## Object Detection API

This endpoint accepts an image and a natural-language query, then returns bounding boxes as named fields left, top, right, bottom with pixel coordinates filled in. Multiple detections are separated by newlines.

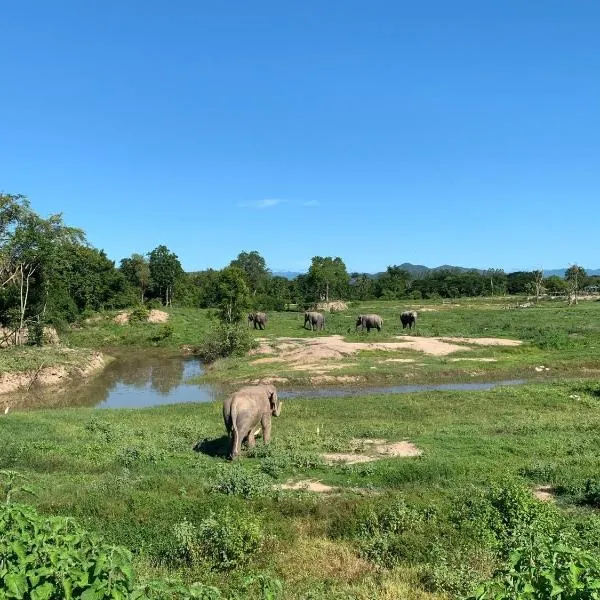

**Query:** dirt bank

left=0, top=351, right=107, bottom=397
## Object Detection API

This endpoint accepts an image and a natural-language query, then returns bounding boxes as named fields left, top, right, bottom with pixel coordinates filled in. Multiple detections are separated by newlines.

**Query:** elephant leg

left=247, top=430, right=256, bottom=448
left=261, top=415, right=272, bottom=444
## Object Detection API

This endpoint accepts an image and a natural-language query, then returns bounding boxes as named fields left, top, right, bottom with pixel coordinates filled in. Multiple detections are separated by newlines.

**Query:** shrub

left=0, top=501, right=135, bottom=598
left=468, top=539, right=600, bottom=600
left=129, top=304, right=150, bottom=324
left=150, top=323, right=174, bottom=342
left=345, top=498, right=424, bottom=569
left=145, top=298, right=163, bottom=310
left=172, top=508, right=263, bottom=570
left=210, top=465, right=272, bottom=499
left=196, top=323, right=256, bottom=363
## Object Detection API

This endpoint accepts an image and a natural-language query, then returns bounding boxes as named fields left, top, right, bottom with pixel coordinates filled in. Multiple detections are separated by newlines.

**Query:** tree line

left=1, top=193, right=597, bottom=340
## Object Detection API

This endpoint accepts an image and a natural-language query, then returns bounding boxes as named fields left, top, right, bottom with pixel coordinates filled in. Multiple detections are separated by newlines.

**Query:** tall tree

left=216, top=267, right=250, bottom=324
left=229, top=250, right=270, bottom=295
left=120, top=253, right=151, bottom=302
left=307, top=256, right=349, bottom=302
left=565, top=265, right=586, bottom=305
left=148, top=245, right=183, bottom=306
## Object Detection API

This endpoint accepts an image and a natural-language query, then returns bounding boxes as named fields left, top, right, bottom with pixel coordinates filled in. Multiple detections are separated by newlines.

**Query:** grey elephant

left=355, top=314, right=383, bottom=332
left=400, top=310, right=418, bottom=330
left=222, top=384, right=282, bottom=460
left=248, top=312, right=268, bottom=330
left=304, top=311, right=325, bottom=331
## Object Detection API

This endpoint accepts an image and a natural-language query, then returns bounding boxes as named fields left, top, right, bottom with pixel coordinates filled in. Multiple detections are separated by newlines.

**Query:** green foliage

left=0, top=501, right=135, bottom=599
left=468, top=540, right=600, bottom=600
left=129, top=305, right=150, bottom=324
left=196, top=322, right=255, bottom=363
left=148, top=245, right=184, bottom=305
left=307, top=256, right=349, bottom=302
left=120, top=253, right=151, bottom=302
left=172, top=509, right=263, bottom=570
left=150, top=323, right=175, bottom=342
left=229, top=250, right=270, bottom=296
left=26, top=319, right=45, bottom=347
left=210, top=465, right=272, bottom=499
left=215, top=267, right=251, bottom=325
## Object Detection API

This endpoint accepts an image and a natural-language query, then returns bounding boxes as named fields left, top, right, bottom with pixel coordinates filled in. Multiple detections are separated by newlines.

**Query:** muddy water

left=5, top=354, right=217, bottom=410
left=3, top=352, right=528, bottom=411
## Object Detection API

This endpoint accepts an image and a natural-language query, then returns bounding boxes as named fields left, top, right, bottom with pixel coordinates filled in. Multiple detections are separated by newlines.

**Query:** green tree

left=229, top=250, right=270, bottom=295
left=120, top=253, right=151, bottom=302
left=376, top=266, right=411, bottom=299
left=148, top=245, right=184, bottom=306
left=216, top=267, right=251, bottom=325
left=307, top=256, right=349, bottom=302
left=565, top=264, right=586, bottom=305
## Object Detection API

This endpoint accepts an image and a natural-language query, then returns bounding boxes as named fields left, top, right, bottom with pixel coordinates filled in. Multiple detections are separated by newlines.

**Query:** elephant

left=400, top=310, right=418, bottom=330
left=223, top=384, right=282, bottom=460
left=248, top=312, right=268, bottom=330
left=304, top=311, right=325, bottom=331
left=355, top=314, right=383, bottom=332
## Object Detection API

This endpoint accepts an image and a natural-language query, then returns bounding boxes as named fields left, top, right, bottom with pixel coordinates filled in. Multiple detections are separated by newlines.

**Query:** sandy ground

left=114, top=309, right=169, bottom=325
left=251, top=334, right=521, bottom=367
left=280, top=480, right=337, bottom=493
left=322, top=439, right=422, bottom=464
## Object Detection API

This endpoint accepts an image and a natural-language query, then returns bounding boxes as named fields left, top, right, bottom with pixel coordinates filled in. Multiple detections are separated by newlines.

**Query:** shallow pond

left=3, top=353, right=528, bottom=411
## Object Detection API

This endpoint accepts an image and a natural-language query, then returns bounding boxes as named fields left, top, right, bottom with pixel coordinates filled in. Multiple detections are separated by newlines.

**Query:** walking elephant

left=222, top=384, right=282, bottom=460
left=304, top=311, right=325, bottom=331
left=400, top=310, right=418, bottom=330
left=248, top=312, right=268, bottom=330
left=355, top=314, right=383, bottom=332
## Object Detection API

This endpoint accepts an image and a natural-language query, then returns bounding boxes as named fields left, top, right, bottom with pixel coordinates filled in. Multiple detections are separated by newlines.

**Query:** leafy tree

left=148, top=245, right=184, bottom=306
left=229, top=251, right=270, bottom=296
left=120, top=253, right=151, bottom=302
left=565, top=265, right=586, bottom=305
left=307, top=256, right=349, bottom=302
left=506, top=271, right=536, bottom=295
left=376, top=266, right=410, bottom=299
left=216, top=267, right=251, bottom=325
left=544, top=275, right=569, bottom=294
left=192, top=269, right=222, bottom=308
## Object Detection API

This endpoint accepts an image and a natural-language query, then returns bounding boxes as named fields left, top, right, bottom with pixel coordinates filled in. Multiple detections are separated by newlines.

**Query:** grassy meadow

left=2, top=296, right=600, bottom=597
left=2, top=380, right=600, bottom=597
left=57, top=297, right=600, bottom=386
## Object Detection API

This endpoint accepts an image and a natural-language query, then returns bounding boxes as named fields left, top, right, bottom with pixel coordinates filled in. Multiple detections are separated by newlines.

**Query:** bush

left=196, top=323, right=256, bottom=363
left=129, top=304, right=150, bottom=324
left=210, top=465, right=272, bottom=499
left=342, top=498, right=424, bottom=569
left=150, top=323, right=174, bottom=342
left=468, top=539, right=600, bottom=600
left=145, top=298, right=163, bottom=310
left=26, top=320, right=45, bottom=347
left=172, top=508, right=263, bottom=570
left=0, top=501, right=135, bottom=598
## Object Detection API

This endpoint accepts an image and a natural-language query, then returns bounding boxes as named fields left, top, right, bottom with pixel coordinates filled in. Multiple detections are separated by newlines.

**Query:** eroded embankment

left=0, top=350, right=107, bottom=402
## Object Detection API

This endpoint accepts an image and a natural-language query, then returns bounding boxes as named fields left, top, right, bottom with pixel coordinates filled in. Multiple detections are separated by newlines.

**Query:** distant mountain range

left=272, top=264, right=600, bottom=279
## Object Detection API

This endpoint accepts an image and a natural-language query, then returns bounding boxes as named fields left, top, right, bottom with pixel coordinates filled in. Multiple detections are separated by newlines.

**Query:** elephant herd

left=248, top=309, right=418, bottom=333
left=226, top=309, right=419, bottom=459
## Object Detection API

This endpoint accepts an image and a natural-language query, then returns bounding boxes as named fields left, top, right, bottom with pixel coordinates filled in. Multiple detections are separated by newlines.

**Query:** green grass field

left=2, top=379, right=600, bottom=598
left=59, top=298, right=600, bottom=386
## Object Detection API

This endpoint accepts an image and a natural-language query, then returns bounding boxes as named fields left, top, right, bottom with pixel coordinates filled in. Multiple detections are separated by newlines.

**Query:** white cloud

left=301, top=200, right=320, bottom=207
left=237, top=198, right=287, bottom=209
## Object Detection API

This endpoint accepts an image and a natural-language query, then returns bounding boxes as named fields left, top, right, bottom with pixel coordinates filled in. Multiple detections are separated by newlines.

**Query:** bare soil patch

left=315, top=301, right=348, bottom=312
left=322, top=439, right=422, bottom=464
left=449, top=358, right=498, bottom=363
left=280, top=479, right=336, bottom=493
left=533, top=485, right=556, bottom=502
left=441, top=336, right=521, bottom=347
left=114, top=309, right=170, bottom=325
left=380, top=358, right=416, bottom=364
left=250, top=335, right=521, bottom=368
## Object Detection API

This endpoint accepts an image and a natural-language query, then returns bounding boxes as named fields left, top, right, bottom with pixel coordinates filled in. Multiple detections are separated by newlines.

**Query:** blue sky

left=1, top=1, right=599, bottom=274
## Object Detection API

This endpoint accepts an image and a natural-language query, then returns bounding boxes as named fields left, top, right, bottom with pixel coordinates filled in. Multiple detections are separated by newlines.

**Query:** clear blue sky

left=2, top=1, right=599, bottom=274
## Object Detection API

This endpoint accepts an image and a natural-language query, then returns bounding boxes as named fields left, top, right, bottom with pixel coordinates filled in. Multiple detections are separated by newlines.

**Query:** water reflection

left=7, top=355, right=216, bottom=410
